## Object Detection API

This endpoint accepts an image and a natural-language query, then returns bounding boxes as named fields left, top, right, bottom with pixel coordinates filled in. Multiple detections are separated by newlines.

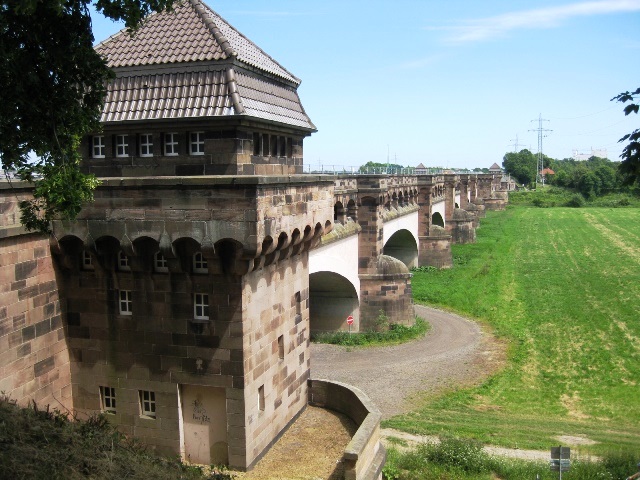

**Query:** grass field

left=384, top=206, right=640, bottom=455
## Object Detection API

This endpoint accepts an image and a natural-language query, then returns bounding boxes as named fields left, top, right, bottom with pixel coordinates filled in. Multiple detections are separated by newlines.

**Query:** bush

left=565, top=193, right=586, bottom=208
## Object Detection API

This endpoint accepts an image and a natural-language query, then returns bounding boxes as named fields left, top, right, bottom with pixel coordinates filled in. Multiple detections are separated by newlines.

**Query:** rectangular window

left=92, top=136, right=105, bottom=158
left=139, top=133, right=153, bottom=157
left=190, top=131, right=204, bottom=155
left=279, top=136, right=286, bottom=157
left=115, top=135, right=129, bottom=157
left=164, top=132, right=178, bottom=156
left=119, top=290, right=132, bottom=315
left=270, top=135, right=278, bottom=157
left=192, top=252, right=207, bottom=273
left=118, top=251, right=130, bottom=271
left=194, top=293, right=209, bottom=320
left=82, top=251, right=93, bottom=270
left=253, top=132, right=261, bottom=155
left=258, top=385, right=265, bottom=411
left=154, top=251, right=168, bottom=273
left=100, top=386, right=116, bottom=413
left=139, top=390, right=156, bottom=418
left=278, top=335, right=284, bottom=360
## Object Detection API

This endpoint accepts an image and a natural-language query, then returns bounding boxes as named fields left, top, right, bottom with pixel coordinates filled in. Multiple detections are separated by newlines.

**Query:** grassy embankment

left=385, top=206, right=640, bottom=456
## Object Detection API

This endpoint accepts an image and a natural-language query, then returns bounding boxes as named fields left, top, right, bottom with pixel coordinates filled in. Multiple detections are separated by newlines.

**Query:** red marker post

left=346, top=315, right=354, bottom=334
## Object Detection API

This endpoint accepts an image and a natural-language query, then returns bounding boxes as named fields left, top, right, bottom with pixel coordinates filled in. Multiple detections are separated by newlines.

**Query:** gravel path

left=311, top=305, right=506, bottom=419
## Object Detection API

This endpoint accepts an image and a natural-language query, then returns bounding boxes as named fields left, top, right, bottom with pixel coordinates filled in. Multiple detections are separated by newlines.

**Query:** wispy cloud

left=430, top=0, right=640, bottom=44
left=399, top=54, right=445, bottom=70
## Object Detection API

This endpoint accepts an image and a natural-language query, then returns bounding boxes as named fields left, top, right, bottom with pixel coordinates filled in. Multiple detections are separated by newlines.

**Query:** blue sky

left=91, top=0, right=640, bottom=170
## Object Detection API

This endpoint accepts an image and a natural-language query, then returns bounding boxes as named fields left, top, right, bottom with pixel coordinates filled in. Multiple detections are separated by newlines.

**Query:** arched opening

left=347, top=199, right=357, bottom=222
left=383, top=229, right=418, bottom=268
left=334, top=201, right=345, bottom=224
left=309, top=272, right=359, bottom=334
left=432, top=212, right=445, bottom=228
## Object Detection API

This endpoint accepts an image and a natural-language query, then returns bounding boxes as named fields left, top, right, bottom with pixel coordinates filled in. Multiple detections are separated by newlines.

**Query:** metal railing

left=302, top=164, right=454, bottom=175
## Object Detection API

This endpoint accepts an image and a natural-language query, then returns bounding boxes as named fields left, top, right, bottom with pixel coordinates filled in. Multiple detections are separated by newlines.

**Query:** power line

left=529, top=114, right=552, bottom=187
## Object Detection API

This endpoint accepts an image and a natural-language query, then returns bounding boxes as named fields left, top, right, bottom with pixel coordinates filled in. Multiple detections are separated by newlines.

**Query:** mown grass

left=384, top=206, right=640, bottom=456
left=311, top=318, right=429, bottom=347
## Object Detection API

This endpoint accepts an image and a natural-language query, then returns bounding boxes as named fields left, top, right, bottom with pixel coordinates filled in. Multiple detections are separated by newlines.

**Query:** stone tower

left=51, top=0, right=333, bottom=469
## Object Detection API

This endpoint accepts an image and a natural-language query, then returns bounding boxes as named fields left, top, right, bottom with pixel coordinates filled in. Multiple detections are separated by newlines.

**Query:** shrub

left=565, top=193, right=586, bottom=207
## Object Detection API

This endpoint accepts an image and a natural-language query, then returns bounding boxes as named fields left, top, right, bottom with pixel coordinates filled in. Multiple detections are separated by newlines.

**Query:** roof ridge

left=189, top=0, right=237, bottom=58
left=225, top=68, right=245, bottom=114
left=192, top=0, right=300, bottom=85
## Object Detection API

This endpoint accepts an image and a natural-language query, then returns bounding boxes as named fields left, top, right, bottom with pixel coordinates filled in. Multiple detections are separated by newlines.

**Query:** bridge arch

left=383, top=229, right=418, bottom=268
left=309, top=272, right=359, bottom=333
left=432, top=212, right=444, bottom=227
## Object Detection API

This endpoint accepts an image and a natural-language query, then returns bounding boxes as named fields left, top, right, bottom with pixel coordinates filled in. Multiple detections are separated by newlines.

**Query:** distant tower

left=529, top=114, right=552, bottom=187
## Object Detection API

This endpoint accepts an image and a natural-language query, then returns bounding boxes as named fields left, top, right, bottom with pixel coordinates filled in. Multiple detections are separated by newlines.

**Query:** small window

left=164, top=132, right=178, bottom=156
left=253, top=132, right=261, bottom=155
left=194, top=293, right=209, bottom=320
left=278, top=335, right=284, bottom=360
left=115, top=134, right=129, bottom=157
left=258, top=385, right=265, bottom=411
left=118, top=290, right=132, bottom=315
left=100, top=386, right=116, bottom=413
left=192, top=252, right=207, bottom=273
left=118, top=251, right=130, bottom=271
left=154, top=251, right=168, bottom=273
left=139, top=390, right=156, bottom=418
left=139, top=133, right=153, bottom=157
left=190, top=131, right=204, bottom=155
left=82, top=251, right=94, bottom=270
left=92, top=136, right=105, bottom=158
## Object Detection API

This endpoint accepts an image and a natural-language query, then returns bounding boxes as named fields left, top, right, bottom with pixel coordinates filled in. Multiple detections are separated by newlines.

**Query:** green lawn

left=384, top=206, right=640, bottom=455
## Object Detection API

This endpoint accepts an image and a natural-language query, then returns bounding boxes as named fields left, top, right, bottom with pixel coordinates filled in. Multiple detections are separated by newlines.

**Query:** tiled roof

left=235, top=71, right=315, bottom=129
left=100, top=68, right=315, bottom=130
left=101, top=70, right=233, bottom=122
left=95, top=0, right=298, bottom=84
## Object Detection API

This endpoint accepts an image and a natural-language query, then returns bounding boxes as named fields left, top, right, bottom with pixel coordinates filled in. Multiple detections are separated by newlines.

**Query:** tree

left=502, top=149, right=536, bottom=186
left=0, top=0, right=173, bottom=232
left=611, top=87, right=640, bottom=186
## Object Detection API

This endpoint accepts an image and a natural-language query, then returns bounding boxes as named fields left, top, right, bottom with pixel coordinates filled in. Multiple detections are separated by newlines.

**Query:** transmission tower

left=508, top=134, right=526, bottom=152
left=529, top=114, right=552, bottom=188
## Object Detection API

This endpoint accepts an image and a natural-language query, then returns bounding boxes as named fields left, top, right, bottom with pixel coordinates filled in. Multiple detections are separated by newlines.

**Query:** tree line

left=502, top=150, right=639, bottom=198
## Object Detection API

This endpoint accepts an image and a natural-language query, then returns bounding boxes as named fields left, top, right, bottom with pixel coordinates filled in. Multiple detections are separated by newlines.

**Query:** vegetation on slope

left=0, top=396, right=226, bottom=480
left=385, top=206, right=640, bottom=455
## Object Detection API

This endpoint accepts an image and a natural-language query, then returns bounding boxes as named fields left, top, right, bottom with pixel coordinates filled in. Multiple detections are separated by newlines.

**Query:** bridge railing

left=302, top=165, right=448, bottom=175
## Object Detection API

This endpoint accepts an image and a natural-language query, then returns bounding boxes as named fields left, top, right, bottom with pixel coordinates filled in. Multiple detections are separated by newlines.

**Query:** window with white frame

left=100, top=386, right=116, bottom=413
left=139, top=390, right=156, bottom=418
left=118, top=290, right=132, bottom=315
left=164, top=132, right=178, bottom=155
left=92, top=136, right=105, bottom=158
left=194, top=293, right=209, bottom=320
left=192, top=252, right=207, bottom=273
left=139, top=133, right=153, bottom=157
left=115, top=135, right=129, bottom=157
left=82, top=251, right=94, bottom=270
left=190, top=131, right=204, bottom=155
left=118, top=251, right=130, bottom=271
left=154, top=251, right=168, bottom=273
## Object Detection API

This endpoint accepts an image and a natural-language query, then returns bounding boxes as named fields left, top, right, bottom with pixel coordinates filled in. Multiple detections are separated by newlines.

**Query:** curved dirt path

left=311, top=305, right=506, bottom=419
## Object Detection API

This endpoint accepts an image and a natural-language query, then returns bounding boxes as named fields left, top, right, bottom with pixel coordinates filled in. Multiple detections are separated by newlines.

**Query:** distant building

left=489, top=162, right=502, bottom=173
left=572, top=148, right=608, bottom=161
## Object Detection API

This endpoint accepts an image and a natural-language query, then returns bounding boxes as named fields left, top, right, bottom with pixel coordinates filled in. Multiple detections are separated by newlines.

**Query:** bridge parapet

left=52, top=175, right=334, bottom=276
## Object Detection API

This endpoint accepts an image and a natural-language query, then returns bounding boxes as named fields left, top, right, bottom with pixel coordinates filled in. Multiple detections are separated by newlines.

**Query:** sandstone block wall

left=0, top=185, right=72, bottom=411
left=242, top=255, right=311, bottom=469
